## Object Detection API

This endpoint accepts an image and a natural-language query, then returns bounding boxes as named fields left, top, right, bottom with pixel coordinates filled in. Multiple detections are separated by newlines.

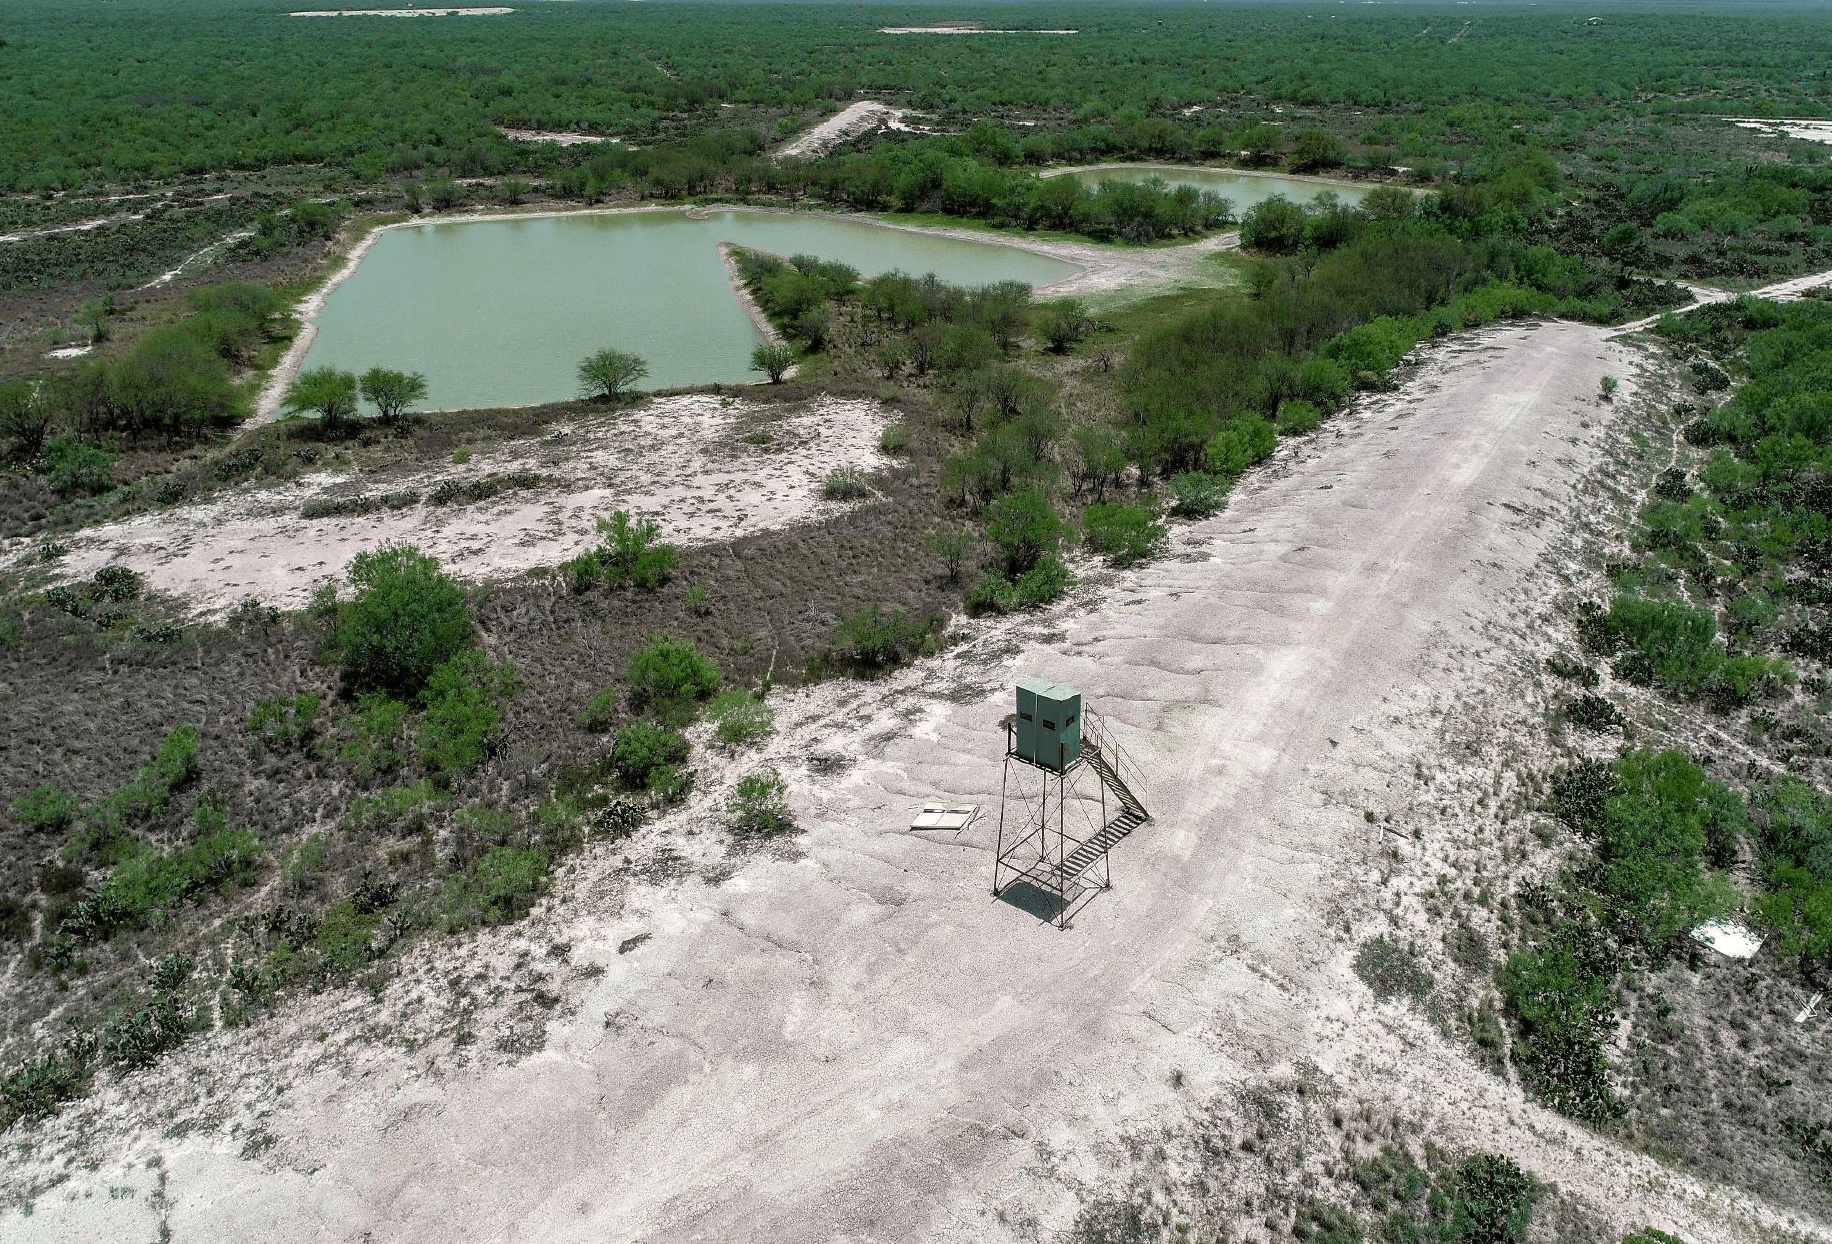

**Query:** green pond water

left=1066, top=167, right=1370, bottom=213
left=301, top=209, right=1076, bottom=410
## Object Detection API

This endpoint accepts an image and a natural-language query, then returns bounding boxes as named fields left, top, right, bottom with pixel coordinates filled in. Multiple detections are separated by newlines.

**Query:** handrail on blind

left=1081, top=707, right=1143, bottom=793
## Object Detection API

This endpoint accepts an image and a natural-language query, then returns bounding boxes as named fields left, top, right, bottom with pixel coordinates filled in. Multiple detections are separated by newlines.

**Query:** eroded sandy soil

left=7, top=317, right=1817, bottom=1243
left=775, top=101, right=931, bottom=159
left=9, top=393, right=893, bottom=613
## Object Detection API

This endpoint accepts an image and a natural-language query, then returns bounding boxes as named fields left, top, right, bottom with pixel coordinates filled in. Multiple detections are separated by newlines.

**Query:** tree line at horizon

left=2, top=0, right=1829, bottom=194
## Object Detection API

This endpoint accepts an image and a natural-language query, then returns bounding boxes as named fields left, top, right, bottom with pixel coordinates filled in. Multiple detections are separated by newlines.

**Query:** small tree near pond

left=284, top=367, right=360, bottom=434
left=577, top=348, right=649, bottom=401
left=359, top=367, right=428, bottom=427
left=750, top=341, right=797, bottom=384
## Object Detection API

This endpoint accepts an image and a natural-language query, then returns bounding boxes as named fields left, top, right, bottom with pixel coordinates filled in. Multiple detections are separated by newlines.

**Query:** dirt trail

left=8, top=319, right=1812, bottom=1242
left=776, top=101, right=925, bottom=159
left=1610, top=266, right=1832, bottom=335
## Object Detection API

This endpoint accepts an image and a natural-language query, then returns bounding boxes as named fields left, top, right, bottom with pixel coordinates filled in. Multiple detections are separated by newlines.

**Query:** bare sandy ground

left=6, top=320, right=1815, bottom=1242
left=496, top=128, right=617, bottom=147
left=1731, top=117, right=1832, bottom=146
left=14, top=393, right=892, bottom=614
left=0, top=213, right=144, bottom=245
left=775, top=101, right=930, bottom=160
left=137, top=229, right=255, bottom=291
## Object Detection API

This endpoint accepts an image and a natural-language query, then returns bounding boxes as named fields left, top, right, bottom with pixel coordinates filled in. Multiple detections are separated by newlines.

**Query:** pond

left=300, top=209, right=1077, bottom=410
left=1063, top=166, right=1371, bottom=214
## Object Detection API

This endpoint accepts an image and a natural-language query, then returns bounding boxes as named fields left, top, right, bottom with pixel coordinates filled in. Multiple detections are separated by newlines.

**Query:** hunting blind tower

left=993, top=678, right=1152, bottom=928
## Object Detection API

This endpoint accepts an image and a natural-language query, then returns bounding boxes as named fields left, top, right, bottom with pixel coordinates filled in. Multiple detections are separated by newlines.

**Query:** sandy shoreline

left=716, top=241, right=799, bottom=382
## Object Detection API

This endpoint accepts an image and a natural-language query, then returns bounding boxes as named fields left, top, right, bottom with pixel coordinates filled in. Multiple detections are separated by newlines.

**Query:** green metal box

left=1015, top=678, right=1081, bottom=772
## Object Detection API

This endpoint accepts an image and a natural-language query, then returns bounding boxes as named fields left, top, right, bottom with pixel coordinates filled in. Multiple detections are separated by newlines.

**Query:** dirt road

left=11, top=317, right=1815, bottom=1241
left=776, top=101, right=918, bottom=160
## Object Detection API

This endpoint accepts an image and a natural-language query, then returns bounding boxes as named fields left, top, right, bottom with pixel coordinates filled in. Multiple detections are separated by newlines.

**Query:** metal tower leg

left=992, top=755, right=1012, bottom=896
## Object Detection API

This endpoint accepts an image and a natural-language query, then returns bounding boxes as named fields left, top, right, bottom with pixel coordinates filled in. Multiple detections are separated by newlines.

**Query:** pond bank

left=258, top=204, right=1113, bottom=419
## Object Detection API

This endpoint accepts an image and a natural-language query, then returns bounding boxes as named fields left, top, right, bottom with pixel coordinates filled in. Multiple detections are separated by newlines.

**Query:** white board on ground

left=910, top=804, right=979, bottom=832
left=1690, top=917, right=1764, bottom=959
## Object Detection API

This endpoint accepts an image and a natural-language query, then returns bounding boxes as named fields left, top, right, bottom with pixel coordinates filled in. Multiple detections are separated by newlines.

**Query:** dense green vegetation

left=2, top=1, right=1828, bottom=194
left=1490, top=297, right=1832, bottom=1145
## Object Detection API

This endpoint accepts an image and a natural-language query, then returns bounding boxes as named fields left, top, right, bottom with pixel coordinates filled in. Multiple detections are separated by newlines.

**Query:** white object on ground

left=1690, top=917, right=1763, bottom=960
left=910, top=803, right=979, bottom=832
left=1730, top=117, right=1832, bottom=147
left=1797, top=992, right=1823, bottom=1024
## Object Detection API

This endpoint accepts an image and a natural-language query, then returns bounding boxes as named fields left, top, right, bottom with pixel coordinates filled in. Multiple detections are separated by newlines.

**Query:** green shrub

left=709, top=689, right=775, bottom=748
left=416, top=651, right=522, bottom=780
left=627, top=635, right=720, bottom=714
left=70, top=725, right=200, bottom=863
left=986, top=487, right=1066, bottom=576
left=440, top=845, right=551, bottom=930
left=1241, top=194, right=1308, bottom=253
left=1574, top=750, right=1738, bottom=948
left=1499, top=934, right=1624, bottom=1123
left=611, top=720, right=690, bottom=788
left=1167, top=471, right=1231, bottom=517
left=1036, top=298, right=1093, bottom=352
left=751, top=340, right=798, bottom=383
left=577, top=687, right=620, bottom=732
left=562, top=550, right=603, bottom=593
left=1082, top=503, right=1167, bottom=567
left=345, top=779, right=442, bottom=831
left=39, top=432, right=115, bottom=497
left=14, top=783, right=77, bottom=832
left=1752, top=778, right=1832, bottom=966
left=248, top=693, right=322, bottom=749
left=878, top=423, right=909, bottom=453
left=1600, top=594, right=1790, bottom=708
left=1206, top=413, right=1278, bottom=477
left=311, top=899, right=384, bottom=973
left=926, top=526, right=974, bottom=583
left=822, top=465, right=872, bottom=500
left=1276, top=398, right=1323, bottom=435
left=967, top=553, right=1075, bottom=615
left=337, top=544, right=473, bottom=696
left=728, top=769, right=793, bottom=836
left=64, top=820, right=263, bottom=944
left=832, top=606, right=935, bottom=670
left=589, top=510, right=678, bottom=589
left=282, top=834, right=329, bottom=892
left=338, top=693, right=409, bottom=779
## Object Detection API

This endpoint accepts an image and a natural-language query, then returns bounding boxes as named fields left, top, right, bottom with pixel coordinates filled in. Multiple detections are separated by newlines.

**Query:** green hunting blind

left=1014, top=677, right=1080, bottom=773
